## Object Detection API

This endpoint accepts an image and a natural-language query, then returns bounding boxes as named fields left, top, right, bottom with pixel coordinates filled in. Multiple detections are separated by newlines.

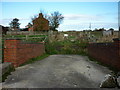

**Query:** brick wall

left=88, top=38, right=120, bottom=70
left=4, top=39, right=45, bottom=67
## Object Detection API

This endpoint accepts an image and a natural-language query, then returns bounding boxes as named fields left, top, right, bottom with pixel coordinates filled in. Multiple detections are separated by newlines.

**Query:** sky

left=1, top=2, right=119, bottom=31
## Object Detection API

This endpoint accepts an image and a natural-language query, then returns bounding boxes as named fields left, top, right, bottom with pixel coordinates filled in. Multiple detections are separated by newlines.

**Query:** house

left=32, top=13, right=49, bottom=31
left=28, top=26, right=33, bottom=31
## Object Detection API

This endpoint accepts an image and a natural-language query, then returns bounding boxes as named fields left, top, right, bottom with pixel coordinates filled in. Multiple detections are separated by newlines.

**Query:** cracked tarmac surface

left=2, top=55, right=112, bottom=88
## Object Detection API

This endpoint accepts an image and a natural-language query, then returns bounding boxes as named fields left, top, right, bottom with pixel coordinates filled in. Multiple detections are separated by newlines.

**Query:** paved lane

left=2, top=55, right=111, bottom=88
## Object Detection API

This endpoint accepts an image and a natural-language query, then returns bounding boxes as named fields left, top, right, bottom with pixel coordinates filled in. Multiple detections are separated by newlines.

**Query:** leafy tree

left=31, top=11, right=64, bottom=31
left=48, top=11, right=64, bottom=31
left=94, top=28, right=98, bottom=31
left=109, top=28, right=114, bottom=31
left=9, top=18, right=20, bottom=30
left=98, top=28, right=106, bottom=31
left=27, top=22, right=33, bottom=28
left=31, top=10, right=48, bottom=22
left=31, top=15, right=38, bottom=21
left=39, top=9, right=49, bottom=19
left=109, top=28, right=114, bottom=35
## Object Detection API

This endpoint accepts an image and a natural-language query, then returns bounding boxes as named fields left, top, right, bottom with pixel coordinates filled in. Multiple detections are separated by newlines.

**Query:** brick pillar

left=113, top=38, right=120, bottom=56
left=4, top=39, right=21, bottom=67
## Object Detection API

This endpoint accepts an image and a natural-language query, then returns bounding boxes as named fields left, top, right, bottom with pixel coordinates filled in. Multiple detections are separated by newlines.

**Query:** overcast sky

left=1, top=1, right=119, bottom=31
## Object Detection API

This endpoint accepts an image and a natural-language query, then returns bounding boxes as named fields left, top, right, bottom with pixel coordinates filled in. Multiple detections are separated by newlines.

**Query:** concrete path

left=2, top=55, right=112, bottom=88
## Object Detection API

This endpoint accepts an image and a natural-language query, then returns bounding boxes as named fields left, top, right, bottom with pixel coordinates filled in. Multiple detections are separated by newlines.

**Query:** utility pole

left=89, top=23, right=91, bottom=30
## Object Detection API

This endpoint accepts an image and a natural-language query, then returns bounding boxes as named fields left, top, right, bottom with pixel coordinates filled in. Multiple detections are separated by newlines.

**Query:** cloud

left=61, top=14, right=104, bottom=26
left=59, top=22, right=118, bottom=31
left=64, top=14, right=104, bottom=21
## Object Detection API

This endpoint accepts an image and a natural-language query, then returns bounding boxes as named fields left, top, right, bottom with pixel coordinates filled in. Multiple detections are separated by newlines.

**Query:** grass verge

left=20, top=54, right=49, bottom=66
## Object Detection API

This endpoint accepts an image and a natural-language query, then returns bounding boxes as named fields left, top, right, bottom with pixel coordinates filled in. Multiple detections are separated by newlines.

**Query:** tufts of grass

left=20, top=54, right=49, bottom=66
left=29, top=35, right=48, bottom=37
left=5, top=35, right=47, bottom=38
left=45, top=40, right=88, bottom=55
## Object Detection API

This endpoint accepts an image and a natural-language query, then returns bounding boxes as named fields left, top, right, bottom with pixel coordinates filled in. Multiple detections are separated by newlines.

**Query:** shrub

left=45, top=40, right=88, bottom=55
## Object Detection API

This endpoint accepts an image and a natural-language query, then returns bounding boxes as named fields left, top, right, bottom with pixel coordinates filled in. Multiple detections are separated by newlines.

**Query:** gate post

left=4, top=39, right=21, bottom=67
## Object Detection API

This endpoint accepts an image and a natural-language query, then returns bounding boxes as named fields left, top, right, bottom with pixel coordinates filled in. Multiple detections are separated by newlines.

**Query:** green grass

left=20, top=54, right=49, bottom=66
left=68, top=36, right=76, bottom=39
left=91, top=31, right=103, bottom=38
left=4, top=34, right=48, bottom=43
left=29, top=35, right=48, bottom=37
left=5, top=35, right=26, bottom=38
left=45, top=40, right=88, bottom=55
left=2, top=38, right=4, bottom=63
left=5, top=35, right=47, bottom=38
left=22, top=37, right=45, bottom=43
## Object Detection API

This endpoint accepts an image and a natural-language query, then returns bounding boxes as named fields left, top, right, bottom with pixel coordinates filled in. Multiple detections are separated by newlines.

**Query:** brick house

left=28, top=26, right=33, bottom=31
left=32, top=13, right=49, bottom=31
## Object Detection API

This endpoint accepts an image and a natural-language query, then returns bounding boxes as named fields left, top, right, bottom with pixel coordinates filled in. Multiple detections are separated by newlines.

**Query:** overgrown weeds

left=45, top=40, right=88, bottom=55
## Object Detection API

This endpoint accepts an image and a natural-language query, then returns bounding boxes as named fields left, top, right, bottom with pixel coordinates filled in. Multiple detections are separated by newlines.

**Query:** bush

left=45, top=40, right=88, bottom=55
left=45, top=42, right=59, bottom=54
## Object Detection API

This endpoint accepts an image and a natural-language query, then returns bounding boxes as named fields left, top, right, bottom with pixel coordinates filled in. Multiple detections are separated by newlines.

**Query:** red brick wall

left=88, top=39, right=120, bottom=70
left=4, top=39, right=45, bottom=67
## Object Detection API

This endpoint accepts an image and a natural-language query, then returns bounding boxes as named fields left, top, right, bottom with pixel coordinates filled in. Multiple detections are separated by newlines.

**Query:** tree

left=48, top=11, right=64, bottom=31
left=94, top=28, right=98, bottom=31
left=9, top=18, right=20, bottom=31
left=31, top=15, right=38, bottom=21
left=109, top=28, right=114, bottom=31
left=98, top=28, right=106, bottom=31
left=27, top=22, right=33, bottom=28
left=31, top=10, right=48, bottom=23
left=109, top=28, right=114, bottom=35
left=31, top=11, right=64, bottom=31
left=39, top=9, right=49, bottom=19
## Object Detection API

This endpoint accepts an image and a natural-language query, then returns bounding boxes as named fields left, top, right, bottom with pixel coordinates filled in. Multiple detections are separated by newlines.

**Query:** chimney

left=39, top=13, right=43, bottom=18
